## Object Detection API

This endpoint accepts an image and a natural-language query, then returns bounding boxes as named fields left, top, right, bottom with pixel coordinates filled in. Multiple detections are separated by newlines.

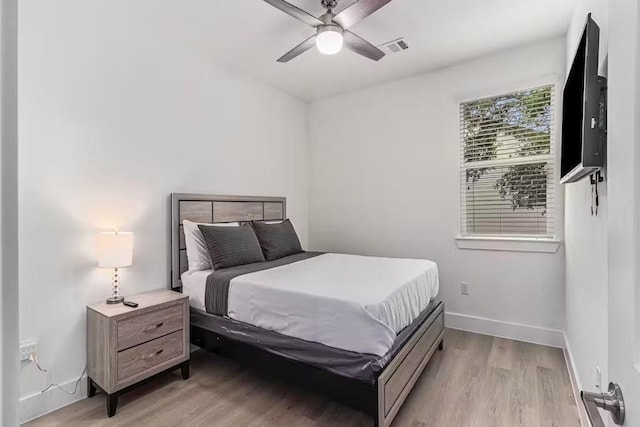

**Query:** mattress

left=183, top=253, right=439, bottom=357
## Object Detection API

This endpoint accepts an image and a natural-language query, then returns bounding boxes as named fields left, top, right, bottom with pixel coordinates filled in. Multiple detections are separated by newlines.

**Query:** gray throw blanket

left=205, top=252, right=324, bottom=316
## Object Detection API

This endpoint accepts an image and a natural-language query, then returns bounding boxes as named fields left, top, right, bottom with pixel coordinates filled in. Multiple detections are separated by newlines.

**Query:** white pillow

left=183, top=220, right=239, bottom=271
left=260, top=220, right=284, bottom=224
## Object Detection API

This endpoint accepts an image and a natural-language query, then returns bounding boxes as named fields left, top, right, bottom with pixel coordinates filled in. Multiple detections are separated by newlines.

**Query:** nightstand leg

left=181, top=360, right=190, bottom=380
left=438, top=339, right=444, bottom=351
left=87, top=378, right=97, bottom=398
left=107, top=394, right=118, bottom=417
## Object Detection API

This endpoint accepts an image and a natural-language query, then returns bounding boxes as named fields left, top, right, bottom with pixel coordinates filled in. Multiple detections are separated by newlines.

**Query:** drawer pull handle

left=143, top=322, right=164, bottom=332
left=142, top=349, right=163, bottom=360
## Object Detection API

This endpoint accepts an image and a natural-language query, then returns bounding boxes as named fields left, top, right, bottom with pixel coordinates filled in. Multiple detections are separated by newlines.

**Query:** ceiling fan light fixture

left=316, top=25, right=343, bottom=55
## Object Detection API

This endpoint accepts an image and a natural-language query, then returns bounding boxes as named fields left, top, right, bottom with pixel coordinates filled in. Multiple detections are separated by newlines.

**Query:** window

left=460, top=85, right=555, bottom=239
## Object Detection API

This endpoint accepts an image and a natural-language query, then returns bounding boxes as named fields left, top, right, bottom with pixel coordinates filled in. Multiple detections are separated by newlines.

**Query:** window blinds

left=460, top=85, right=555, bottom=238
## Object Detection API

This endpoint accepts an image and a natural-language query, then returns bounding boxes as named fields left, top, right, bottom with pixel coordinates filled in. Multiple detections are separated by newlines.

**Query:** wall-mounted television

left=560, top=13, right=607, bottom=184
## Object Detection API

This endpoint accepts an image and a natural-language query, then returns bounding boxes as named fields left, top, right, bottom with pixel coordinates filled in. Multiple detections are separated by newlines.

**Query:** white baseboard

left=19, top=376, right=87, bottom=424
left=563, top=333, right=590, bottom=427
left=445, top=311, right=565, bottom=348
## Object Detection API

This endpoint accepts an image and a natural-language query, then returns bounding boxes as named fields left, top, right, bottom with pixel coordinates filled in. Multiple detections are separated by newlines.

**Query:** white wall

left=308, top=38, right=566, bottom=339
left=607, top=0, right=640, bottom=420
left=2, top=0, right=19, bottom=424
left=563, top=0, right=609, bottom=395
left=564, top=0, right=640, bottom=420
left=18, top=0, right=309, bottom=421
left=606, top=0, right=640, bottom=422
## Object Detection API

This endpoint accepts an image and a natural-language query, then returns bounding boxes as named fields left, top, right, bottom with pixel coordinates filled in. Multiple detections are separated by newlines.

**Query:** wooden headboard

left=170, top=193, right=286, bottom=289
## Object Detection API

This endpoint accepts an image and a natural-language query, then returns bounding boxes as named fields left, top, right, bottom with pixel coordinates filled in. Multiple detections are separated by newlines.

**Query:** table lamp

left=97, top=231, right=133, bottom=304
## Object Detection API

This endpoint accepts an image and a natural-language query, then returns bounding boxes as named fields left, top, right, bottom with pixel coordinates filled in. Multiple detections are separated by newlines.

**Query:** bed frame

left=170, top=193, right=445, bottom=427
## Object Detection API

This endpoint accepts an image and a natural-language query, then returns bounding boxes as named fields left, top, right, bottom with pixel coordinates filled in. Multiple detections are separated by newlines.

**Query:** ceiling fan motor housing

left=319, top=12, right=336, bottom=26
left=317, top=23, right=342, bottom=36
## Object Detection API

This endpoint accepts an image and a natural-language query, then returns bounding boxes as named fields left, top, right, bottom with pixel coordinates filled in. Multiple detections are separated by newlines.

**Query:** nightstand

left=87, top=289, right=189, bottom=417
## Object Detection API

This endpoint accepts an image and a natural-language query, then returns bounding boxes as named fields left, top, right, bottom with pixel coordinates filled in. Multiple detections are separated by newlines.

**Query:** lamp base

left=106, top=295, right=124, bottom=304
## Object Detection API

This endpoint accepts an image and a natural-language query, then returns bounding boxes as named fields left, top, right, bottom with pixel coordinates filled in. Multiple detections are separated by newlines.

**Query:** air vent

left=379, top=38, right=409, bottom=54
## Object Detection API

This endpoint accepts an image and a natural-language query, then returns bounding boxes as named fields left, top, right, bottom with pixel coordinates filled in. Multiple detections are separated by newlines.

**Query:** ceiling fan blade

left=263, top=0, right=324, bottom=27
left=277, top=34, right=317, bottom=62
left=333, top=0, right=393, bottom=29
left=343, top=31, right=385, bottom=61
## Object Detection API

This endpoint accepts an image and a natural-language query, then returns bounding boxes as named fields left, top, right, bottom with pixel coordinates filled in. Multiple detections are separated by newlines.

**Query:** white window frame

left=455, top=76, right=563, bottom=253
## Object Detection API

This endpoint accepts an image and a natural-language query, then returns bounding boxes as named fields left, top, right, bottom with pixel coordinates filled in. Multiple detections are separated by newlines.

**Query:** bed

left=170, top=193, right=445, bottom=427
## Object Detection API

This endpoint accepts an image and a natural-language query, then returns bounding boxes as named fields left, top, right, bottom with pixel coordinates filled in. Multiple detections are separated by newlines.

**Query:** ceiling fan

left=263, top=0, right=393, bottom=62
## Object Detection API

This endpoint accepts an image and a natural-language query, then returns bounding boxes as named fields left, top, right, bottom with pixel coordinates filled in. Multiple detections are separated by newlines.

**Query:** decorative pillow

left=198, top=224, right=265, bottom=270
left=183, top=220, right=238, bottom=271
left=251, top=219, right=303, bottom=261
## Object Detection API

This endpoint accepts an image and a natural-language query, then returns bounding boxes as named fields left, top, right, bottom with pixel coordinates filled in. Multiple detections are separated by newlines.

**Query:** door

left=605, top=0, right=640, bottom=425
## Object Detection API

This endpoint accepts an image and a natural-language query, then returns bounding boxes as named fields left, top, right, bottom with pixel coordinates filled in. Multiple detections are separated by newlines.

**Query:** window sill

left=455, top=236, right=562, bottom=253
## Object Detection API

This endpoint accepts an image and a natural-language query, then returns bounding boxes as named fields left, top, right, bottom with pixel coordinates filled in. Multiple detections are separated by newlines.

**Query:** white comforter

left=228, top=253, right=439, bottom=356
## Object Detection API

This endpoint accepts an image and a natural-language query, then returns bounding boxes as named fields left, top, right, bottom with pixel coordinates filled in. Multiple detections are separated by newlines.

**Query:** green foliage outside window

left=462, top=86, right=553, bottom=213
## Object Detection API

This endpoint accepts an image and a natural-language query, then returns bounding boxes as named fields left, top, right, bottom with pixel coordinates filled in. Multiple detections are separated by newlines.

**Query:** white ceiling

left=179, top=0, right=578, bottom=101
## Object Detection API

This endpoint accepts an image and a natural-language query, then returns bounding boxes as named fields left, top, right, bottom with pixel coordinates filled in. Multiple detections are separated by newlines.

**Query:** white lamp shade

left=97, top=232, right=133, bottom=268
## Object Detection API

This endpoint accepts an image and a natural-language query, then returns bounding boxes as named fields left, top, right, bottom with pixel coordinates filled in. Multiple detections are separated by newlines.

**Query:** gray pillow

left=198, top=224, right=265, bottom=269
left=251, top=219, right=303, bottom=261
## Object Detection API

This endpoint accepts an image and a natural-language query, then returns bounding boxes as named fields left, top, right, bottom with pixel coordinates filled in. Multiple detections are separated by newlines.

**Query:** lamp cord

left=31, top=354, right=87, bottom=395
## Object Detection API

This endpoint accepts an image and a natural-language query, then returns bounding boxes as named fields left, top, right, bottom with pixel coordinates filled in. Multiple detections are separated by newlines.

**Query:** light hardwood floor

left=25, top=329, right=580, bottom=427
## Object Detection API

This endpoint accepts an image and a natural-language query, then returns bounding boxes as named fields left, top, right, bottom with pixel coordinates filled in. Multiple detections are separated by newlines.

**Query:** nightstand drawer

left=117, top=330, right=184, bottom=382
left=117, top=303, right=183, bottom=350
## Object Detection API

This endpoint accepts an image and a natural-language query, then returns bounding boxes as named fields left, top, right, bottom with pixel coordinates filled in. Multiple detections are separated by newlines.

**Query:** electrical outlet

left=20, top=340, right=38, bottom=361
left=461, top=282, right=470, bottom=295
left=596, top=366, right=602, bottom=390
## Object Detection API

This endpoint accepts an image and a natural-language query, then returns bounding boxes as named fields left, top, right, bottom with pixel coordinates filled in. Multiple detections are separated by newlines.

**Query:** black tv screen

left=560, top=14, right=606, bottom=184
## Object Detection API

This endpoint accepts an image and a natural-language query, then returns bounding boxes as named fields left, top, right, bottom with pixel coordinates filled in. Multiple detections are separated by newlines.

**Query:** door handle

left=581, top=382, right=625, bottom=426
